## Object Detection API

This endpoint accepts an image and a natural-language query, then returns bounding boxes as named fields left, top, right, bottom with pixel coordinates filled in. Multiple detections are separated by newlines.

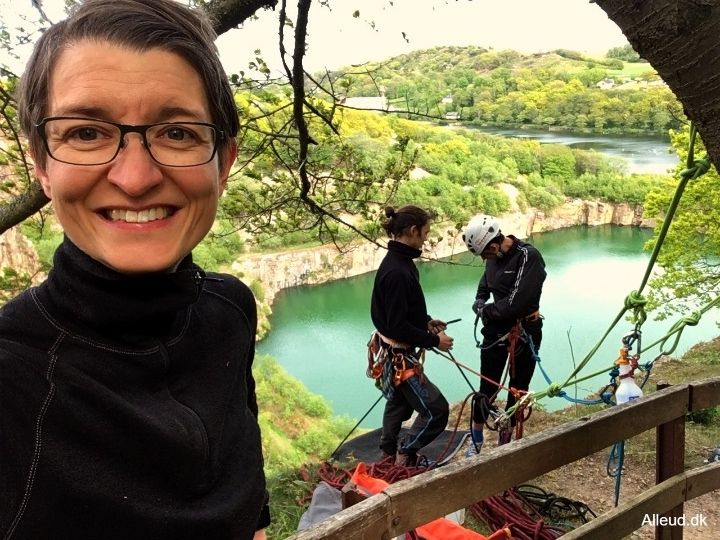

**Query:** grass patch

left=607, top=61, right=656, bottom=78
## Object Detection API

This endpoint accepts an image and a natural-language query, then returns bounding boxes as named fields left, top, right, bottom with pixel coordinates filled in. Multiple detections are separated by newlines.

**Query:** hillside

left=334, top=46, right=680, bottom=135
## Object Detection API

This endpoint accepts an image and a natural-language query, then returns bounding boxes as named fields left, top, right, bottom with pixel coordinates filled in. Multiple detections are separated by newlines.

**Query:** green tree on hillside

left=644, top=126, right=720, bottom=319
left=607, top=43, right=642, bottom=63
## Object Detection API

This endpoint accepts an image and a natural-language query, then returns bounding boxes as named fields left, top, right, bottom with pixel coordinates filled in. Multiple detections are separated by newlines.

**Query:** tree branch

left=202, top=0, right=279, bottom=36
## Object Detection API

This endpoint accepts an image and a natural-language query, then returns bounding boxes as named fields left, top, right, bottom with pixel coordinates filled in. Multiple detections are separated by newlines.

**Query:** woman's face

left=34, top=41, right=236, bottom=273
left=403, top=222, right=430, bottom=250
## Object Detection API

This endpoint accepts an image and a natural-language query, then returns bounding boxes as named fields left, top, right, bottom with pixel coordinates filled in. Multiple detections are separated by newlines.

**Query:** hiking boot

left=465, top=429, right=484, bottom=458
left=395, top=451, right=417, bottom=467
left=464, top=441, right=483, bottom=458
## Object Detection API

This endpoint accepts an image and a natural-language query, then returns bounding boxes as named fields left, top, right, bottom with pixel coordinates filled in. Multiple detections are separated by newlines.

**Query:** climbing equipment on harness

left=367, top=331, right=424, bottom=400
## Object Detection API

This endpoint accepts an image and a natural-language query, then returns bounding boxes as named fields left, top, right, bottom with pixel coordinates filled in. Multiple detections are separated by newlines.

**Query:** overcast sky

left=3, top=0, right=628, bottom=75
left=216, top=0, right=629, bottom=74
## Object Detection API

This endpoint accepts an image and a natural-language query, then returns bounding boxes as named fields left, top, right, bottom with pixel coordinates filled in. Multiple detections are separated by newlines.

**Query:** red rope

left=470, top=488, right=565, bottom=540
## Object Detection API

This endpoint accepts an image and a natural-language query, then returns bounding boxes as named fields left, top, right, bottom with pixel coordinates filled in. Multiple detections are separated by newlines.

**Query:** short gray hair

left=18, top=0, right=239, bottom=167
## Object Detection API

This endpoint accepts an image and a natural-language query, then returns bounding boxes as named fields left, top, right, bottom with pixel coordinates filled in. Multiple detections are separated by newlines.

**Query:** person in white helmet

left=462, top=215, right=546, bottom=454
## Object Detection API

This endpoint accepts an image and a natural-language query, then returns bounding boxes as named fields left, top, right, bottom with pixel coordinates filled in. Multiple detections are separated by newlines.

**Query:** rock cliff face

left=0, top=197, right=653, bottom=323
left=0, top=228, right=42, bottom=277
left=232, top=197, right=654, bottom=309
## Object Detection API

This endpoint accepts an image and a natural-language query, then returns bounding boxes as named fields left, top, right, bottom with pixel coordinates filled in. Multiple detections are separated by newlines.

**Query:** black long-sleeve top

left=371, top=240, right=440, bottom=349
left=0, top=238, right=269, bottom=540
left=476, top=235, right=546, bottom=328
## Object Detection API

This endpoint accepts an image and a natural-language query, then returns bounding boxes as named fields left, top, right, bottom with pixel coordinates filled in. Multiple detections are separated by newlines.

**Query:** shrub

left=687, top=406, right=720, bottom=426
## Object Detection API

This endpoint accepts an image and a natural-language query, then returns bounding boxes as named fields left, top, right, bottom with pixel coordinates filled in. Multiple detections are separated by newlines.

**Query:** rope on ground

left=470, top=488, right=566, bottom=540
left=515, top=484, right=597, bottom=526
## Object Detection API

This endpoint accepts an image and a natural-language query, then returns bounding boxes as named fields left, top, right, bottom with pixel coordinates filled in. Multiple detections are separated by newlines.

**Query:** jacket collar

left=44, top=237, right=204, bottom=338
left=387, top=239, right=422, bottom=259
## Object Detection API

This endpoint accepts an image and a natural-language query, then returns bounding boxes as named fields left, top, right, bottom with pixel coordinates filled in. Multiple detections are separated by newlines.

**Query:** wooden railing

left=288, top=377, right=720, bottom=540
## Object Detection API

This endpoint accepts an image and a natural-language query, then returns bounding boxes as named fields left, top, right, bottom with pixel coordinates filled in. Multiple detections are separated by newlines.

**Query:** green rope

left=527, top=364, right=618, bottom=406
left=640, top=296, right=720, bottom=356
left=557, top=124, right=708, bottom=385
left=636, top=124, right=709, bottom=295
left=522, top=123, right=715, bottom=414
left=624, top=290, right=648, bottom=326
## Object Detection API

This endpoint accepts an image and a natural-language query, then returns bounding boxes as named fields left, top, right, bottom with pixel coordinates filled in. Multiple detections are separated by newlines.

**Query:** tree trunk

left=594, top=0, right=720, bottom=169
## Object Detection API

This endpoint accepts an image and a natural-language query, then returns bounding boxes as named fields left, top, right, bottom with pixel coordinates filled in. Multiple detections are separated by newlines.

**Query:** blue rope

left=525, top=330, right=609, bottom=405
left=607, top=440, right=626, bottom=507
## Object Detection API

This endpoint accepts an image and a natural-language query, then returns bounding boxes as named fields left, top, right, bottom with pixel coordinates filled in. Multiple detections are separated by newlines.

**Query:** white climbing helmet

left=463, top=215, right=501, bottom=256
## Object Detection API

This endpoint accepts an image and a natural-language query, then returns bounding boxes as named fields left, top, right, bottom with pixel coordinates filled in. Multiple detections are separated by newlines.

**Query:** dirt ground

left=450, top=402, right=720, bottom=539
left=533, top=448, right=719, bottom=539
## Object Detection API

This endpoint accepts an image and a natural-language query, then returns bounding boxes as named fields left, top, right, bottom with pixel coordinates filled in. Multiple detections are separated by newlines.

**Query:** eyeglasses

left=36, top=117, right=225, bottom=167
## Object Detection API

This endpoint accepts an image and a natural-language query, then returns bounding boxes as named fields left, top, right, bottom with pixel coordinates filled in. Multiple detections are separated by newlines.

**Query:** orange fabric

left=349, top=463, right=510, bottom=540
left=350, top=463, right=390, bottom=495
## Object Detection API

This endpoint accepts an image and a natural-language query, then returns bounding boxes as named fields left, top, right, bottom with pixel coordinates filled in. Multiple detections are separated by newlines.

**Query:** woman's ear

left=34, top=156, right=53, bottom=199
left=218, top=139, right=237, bottom=194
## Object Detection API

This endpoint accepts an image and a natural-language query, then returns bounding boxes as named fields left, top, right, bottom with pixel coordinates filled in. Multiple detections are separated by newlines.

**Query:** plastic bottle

left=615, top=363, right=643, bottom=404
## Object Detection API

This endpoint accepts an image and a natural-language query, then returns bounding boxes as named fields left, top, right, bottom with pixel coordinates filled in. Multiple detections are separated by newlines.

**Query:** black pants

left=472, top=320, right=542, bottom=427
left=379, top=374, right=449, bottom=457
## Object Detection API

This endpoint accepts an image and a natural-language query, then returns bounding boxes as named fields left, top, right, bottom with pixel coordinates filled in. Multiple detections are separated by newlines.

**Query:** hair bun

left=384, top=206, right=396, bottom=219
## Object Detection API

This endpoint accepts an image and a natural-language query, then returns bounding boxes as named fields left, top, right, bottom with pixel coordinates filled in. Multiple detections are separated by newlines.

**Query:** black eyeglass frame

left=35, top=116, right=226, bottom=167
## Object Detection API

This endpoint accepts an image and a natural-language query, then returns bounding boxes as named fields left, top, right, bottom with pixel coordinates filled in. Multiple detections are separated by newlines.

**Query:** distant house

left=441, top=95, right=454, bottom=105
left=443, top=111, right=461, bottom=121
left=595, top=78, right=615, bottom=90
left=342, top=96, right=389, bottom=112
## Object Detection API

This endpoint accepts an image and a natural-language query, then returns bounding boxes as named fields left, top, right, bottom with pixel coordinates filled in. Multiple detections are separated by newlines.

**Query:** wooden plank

left=555, top=465, right=720, bottom=540
left=287, top=494, right=391, bottom=540
left=655, top=383, right=685, bottom=540
left=685, top=462, right=720, bottom=500
left=381, top=386, right=690, bottom=536
left=288, top=385, right=697, bottom=539
left=689, top=377, right=720, bottom=411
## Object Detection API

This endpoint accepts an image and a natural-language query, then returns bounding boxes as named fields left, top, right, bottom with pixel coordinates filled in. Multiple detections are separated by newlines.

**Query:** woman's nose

left=105, top=134, right=163, bottom=195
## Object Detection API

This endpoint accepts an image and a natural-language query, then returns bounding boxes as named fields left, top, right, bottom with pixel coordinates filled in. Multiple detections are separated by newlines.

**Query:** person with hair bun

left=370, top=205, right=453, bottom=466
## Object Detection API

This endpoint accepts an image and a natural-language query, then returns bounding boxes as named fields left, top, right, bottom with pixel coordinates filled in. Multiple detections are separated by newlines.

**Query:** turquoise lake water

left=257, top=225, right=720, bottom=427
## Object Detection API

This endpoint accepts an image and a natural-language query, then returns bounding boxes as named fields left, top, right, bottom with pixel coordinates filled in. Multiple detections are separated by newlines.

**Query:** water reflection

left=474, top=126, right=678, bottom=174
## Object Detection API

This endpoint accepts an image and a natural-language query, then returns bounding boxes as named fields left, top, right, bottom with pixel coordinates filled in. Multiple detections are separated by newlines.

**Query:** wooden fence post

left=655, top=382, right=686, bottom=540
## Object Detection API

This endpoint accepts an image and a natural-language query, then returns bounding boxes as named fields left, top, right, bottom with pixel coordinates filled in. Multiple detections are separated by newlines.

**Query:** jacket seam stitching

left=29, top=289, right=162, bottom=355
left=3, top=333, right=65, bottom=540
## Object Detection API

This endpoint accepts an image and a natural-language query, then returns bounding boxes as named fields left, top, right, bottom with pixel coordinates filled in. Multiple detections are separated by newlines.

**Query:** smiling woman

left=1, top=1, right=268, bottom=539
left=31, top=42, right=232, bottom=273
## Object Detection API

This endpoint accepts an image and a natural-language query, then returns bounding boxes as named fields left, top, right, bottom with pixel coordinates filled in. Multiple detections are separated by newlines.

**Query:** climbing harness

left=366, top=331, right=425, bottom=400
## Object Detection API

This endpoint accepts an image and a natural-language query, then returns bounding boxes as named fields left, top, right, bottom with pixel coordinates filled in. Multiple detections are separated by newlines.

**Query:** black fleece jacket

left=371, top=240, right=439, bottom=349
left=476, top=235, right=546, bottom=330
left=0, top=239, right=269, bottom=540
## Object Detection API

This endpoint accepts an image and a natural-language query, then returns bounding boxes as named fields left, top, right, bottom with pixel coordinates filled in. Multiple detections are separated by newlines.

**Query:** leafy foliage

left=253, top=355, right=356, bottom=538
left=0, top=266, right=32, bottom=303
left=607, top=44, right=642, bottom=63
left=334, top=46, right=682, bottom=135
left=643, top=125, right=720, bottom=320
